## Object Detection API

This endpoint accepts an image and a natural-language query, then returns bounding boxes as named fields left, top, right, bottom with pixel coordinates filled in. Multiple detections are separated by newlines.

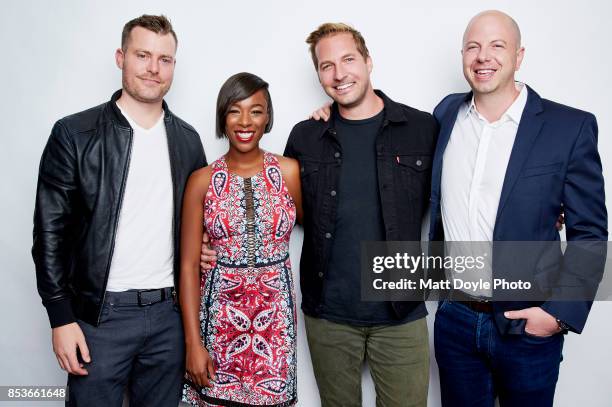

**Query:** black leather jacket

left=32, top=90, right=206, bottom=328
left=284, top=90, right=438, bottom=320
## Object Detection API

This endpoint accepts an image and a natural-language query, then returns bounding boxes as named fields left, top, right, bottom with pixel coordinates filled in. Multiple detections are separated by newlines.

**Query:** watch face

left=557, top=319, right=569, bottom=331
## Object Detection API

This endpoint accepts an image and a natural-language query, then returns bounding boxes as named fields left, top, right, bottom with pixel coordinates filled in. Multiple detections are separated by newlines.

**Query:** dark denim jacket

left=284, top=90, right=438, bottom=319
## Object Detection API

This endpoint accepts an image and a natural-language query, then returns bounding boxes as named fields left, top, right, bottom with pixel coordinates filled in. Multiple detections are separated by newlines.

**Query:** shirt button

left=325, top=232, right=332, bottom=239
left=318, top=272, right=324, bottom=278
left=334, top=152, right=341, bottom=158
left=330, top=190, right=337, bottom=196
left=416, top=160, right=423, bottom=166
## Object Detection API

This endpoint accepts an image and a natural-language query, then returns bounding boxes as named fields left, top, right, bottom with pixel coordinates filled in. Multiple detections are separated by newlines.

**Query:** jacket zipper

left=165, top=118, right=178, bottom=289
left=97, top=127, right=134, bottom=325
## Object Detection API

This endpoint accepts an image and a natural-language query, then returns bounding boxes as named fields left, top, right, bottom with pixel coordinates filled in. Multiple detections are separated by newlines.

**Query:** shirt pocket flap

left=300, top=160, right=320, bottom=177
left=397, top=155, right=432, bottom=172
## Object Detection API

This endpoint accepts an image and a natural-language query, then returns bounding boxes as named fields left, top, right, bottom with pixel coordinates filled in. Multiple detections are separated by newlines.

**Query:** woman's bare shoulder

left=187, top=164, right=214, bottom=193
left=275, top=154, right=299, bottom=174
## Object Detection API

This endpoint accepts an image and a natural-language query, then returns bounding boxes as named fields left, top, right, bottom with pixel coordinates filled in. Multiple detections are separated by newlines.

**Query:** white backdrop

left=1, top=1, right=611, bottom=406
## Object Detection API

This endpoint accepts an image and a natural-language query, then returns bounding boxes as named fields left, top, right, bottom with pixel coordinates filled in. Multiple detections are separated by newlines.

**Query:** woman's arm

left=179, top=166, right=216, bottom=388
left=277, top=155, right=303, bottom=225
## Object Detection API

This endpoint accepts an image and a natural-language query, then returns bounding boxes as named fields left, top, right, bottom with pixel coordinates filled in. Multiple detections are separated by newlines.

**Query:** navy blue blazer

left=428, top=85, right=607, bottom=334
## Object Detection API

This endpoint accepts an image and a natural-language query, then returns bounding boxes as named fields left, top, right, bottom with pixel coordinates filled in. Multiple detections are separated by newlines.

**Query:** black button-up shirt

left=284, top=90, right=438, bottom=321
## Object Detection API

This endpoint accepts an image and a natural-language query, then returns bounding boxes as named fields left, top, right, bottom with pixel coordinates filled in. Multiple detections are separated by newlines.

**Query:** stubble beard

left=331, top=82, right=368, bottom=110
left=122, top=74, right=171, bottom=104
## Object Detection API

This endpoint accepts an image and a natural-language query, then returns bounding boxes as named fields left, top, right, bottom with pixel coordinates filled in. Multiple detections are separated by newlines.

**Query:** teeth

left=336, top=82, right=354, bottom=90
left=476, top=69, right=494, bottom=74
left=236, top=132, right=254, bottom=140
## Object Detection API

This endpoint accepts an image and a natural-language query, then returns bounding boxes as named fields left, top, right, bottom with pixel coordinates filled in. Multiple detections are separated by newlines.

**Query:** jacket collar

left=433, top=84, right=543, bottom=179
left=464, top=82, right=528, bottom=124
left=319, top=89, right=406, bottom=138
left=494, top=85, right=544, bottom=222
left=429, top=84, right=546, bottom=237
left=376, top=89, right=407, bottom=123
left=108, top=89, right=172, bottom=128
left=458, top=83, right=543, bottom=119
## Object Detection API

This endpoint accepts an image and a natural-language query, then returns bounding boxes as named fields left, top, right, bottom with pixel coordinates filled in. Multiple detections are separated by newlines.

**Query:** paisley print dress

left=182, top=151, right=297, bottom=407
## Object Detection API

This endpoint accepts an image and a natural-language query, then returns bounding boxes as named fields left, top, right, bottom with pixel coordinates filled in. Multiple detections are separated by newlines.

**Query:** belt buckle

left=137, top=289, right=158, bottom=306
left=472, top=298, right=492, bottom=313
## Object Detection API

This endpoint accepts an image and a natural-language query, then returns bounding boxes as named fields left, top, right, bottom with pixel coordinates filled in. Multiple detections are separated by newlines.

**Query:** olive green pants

left=304, top=315, right=429, bottom=407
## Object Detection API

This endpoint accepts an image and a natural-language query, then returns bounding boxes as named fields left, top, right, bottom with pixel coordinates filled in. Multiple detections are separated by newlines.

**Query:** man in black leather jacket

left=32, top=15, right=205, bottom=406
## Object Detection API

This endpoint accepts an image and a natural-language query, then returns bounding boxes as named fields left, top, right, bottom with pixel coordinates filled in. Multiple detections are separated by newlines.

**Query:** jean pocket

left=522, top=330, right=558, bottom=344
left=437, top=299, right=450, bottom=312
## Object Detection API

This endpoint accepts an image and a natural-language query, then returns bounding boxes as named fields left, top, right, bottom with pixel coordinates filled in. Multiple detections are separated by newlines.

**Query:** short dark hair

left=216, top=72, right=274, bottom=139
left=121, top=14, right=177, bottom=51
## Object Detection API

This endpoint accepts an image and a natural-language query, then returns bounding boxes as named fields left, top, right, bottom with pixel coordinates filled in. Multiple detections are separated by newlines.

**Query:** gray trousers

left=67, top=291, right=185, bottom=407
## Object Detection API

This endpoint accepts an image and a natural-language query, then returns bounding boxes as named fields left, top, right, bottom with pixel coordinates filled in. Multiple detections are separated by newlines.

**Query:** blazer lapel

left=431, top=94, right=469, bottom=201
left=495, top=86, right=545, bottom=225
left=429, top=94, right=469, bottom=239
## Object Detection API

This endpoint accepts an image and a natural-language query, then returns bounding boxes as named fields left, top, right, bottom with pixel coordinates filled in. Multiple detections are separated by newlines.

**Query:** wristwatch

left=556, top=318, right=570, bottom=333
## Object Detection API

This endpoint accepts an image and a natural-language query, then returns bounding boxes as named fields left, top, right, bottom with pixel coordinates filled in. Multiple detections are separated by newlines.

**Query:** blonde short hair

left=306, top=23, right=370, bottom=69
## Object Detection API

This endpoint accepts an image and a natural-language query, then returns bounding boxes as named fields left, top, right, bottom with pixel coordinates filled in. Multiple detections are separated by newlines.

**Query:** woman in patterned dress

left=179, top=72, right=302, bottom=407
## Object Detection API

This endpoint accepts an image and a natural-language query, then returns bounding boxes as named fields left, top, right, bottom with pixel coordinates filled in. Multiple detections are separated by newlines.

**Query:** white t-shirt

left=106, top=105, right=174, bottom=292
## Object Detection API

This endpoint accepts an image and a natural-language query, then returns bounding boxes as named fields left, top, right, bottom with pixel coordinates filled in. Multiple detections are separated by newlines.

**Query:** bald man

left=429, top=10, right=607, bottom=407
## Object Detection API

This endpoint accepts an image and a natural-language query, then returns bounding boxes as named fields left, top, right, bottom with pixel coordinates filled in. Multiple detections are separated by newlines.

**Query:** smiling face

left=462, top=11, right=524, bottom=98
left=224, top=90, right=269, bottom=153
left=115, top=26, right=177, bottom=104
left=315, top=32, right=373, bottom=108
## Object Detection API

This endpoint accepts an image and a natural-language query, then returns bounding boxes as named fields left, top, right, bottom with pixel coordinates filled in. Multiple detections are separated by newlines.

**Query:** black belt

left=105, top=287, right=175, bottom=306
left=449, top=290, right=494, bottom=313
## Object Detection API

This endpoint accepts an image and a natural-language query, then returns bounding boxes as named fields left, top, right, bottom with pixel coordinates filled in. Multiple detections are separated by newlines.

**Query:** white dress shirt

left=441, top=83, right=528, bottom=297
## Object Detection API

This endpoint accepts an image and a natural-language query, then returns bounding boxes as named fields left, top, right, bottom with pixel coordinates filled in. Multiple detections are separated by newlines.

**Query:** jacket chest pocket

left=299, top=160, right=320, bottom=203
left=395, top=154, right=432, bottom=198
left=520, top=162, right=562, bottom=178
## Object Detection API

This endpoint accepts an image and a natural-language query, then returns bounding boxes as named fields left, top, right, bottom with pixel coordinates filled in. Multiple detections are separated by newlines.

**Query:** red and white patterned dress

left=183, top=151, right=297, bottom=407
